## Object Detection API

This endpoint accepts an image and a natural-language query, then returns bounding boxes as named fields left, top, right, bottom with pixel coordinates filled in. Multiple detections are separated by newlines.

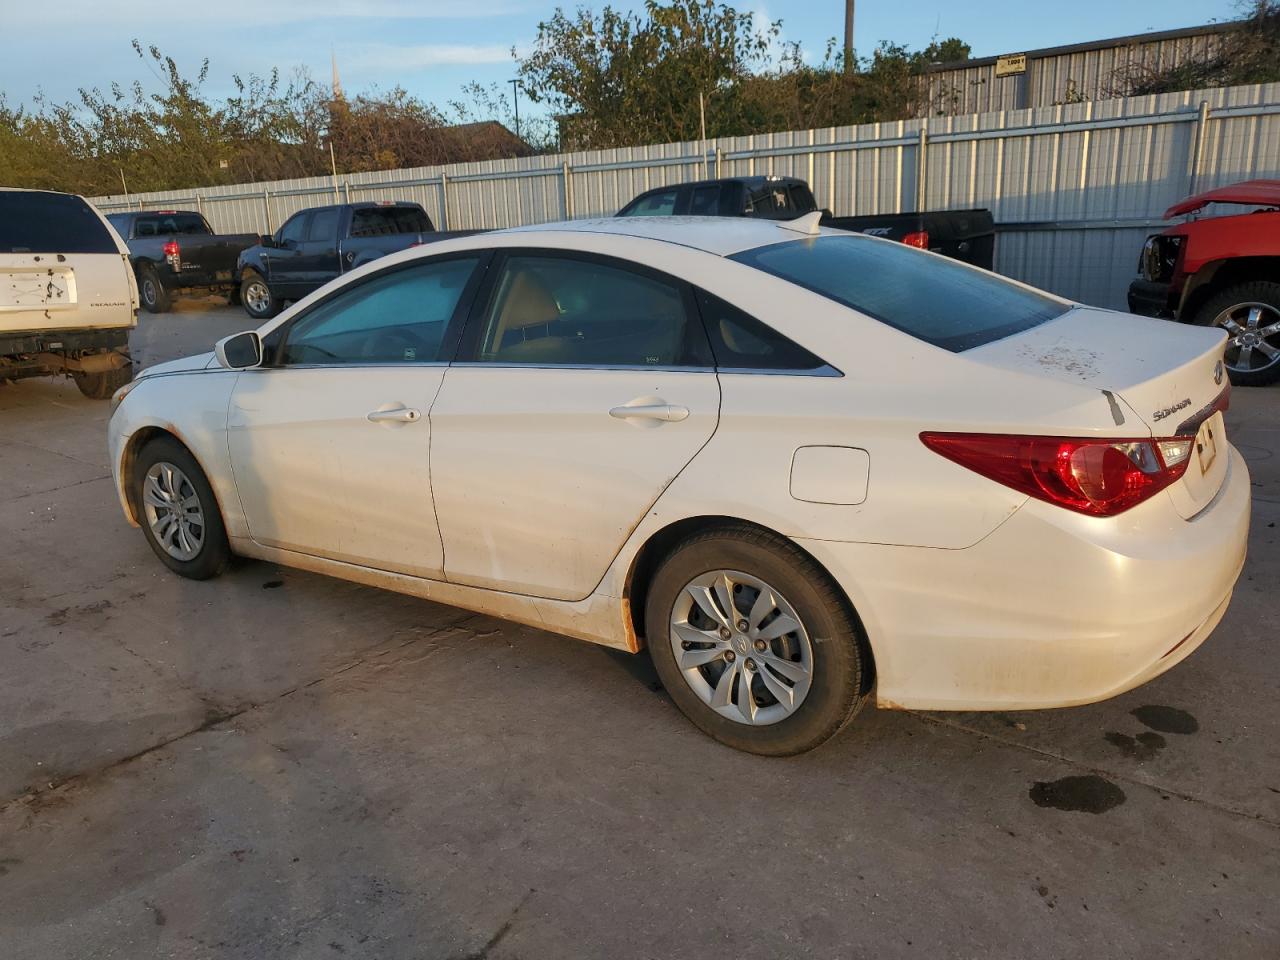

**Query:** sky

left=0, top=0, right=1243, bottom=121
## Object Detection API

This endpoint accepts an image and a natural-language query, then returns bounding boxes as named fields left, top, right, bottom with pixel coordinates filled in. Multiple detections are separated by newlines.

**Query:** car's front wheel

left=1193, top=281, right=1280, bottom=387
left=645, top=525, right=869, bottom=756
left=134, top=436, right=231, bottom=579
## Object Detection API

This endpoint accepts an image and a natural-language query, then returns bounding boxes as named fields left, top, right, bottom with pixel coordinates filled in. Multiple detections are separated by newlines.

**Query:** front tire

left=240, top=271, right=279, bottom=320
left=645, top=525, right=869, bottom=756
left=134, top=436, right=230, bottom=580
left=1192, top=281, right=1280, bottom=387
left=138, top=264, right=172, bottom=314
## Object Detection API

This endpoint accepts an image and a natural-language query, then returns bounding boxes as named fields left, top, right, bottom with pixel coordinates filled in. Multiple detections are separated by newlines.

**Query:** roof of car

left=501, top=215, right=835, bottom=257
left=633, top=176, right=806, bottom=195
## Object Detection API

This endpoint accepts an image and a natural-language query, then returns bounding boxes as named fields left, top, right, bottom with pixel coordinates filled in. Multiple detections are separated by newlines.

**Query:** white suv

left=1, top=189, right=137, bottom=398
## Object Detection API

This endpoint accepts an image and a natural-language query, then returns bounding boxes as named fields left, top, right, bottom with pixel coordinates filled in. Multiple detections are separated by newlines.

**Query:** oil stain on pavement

left=1104, top=730, right=1167, bottom=760
left=1029, top=775, right=1126, bottom=813
left=1131, top=705, right=1199, bottom=735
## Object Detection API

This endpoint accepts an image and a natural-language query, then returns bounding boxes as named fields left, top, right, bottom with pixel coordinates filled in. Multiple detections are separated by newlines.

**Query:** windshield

left=731, top=235, right=1067, bottom=351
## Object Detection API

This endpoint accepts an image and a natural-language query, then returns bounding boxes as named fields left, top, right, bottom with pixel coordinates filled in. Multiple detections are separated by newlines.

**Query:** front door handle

left=609, top=402, right=690, bottom=423
left=367, top=406, right=421, bottom=423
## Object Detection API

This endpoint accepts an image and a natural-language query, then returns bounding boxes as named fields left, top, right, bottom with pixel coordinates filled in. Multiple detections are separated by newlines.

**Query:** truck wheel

left=72, top=361, right=133, bottom=400
left=138, top=265, right=171, bottom=314
left=1193, top=282, right=1280, bottom=387
left=240, top=272, right=279, bottom=320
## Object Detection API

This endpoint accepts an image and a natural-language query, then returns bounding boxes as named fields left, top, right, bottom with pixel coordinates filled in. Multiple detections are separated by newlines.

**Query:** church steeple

left=331, top=48, right=344, bottom=100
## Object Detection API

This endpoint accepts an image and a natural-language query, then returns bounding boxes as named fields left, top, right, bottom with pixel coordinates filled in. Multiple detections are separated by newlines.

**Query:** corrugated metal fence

left=90, top=80, right=1280, bottom=311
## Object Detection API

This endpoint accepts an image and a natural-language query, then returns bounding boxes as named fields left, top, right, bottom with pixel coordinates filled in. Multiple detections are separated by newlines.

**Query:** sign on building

left=996, top=54, right=1027, bottom=77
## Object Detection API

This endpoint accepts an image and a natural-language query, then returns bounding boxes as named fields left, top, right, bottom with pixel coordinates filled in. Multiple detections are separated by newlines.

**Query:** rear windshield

left=731, top=235, right=1067, bottom=351
left=350, top=206, right=431, bottom=238
left=0, top=192, right=118, bottom=254
left=132, top=213, right=209, bottom=237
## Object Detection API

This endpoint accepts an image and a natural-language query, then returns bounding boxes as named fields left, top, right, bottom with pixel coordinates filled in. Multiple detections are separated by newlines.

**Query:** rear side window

left=696, top=291, right=828, bottom=372
left=0, top=192, right=118, bottom=254
left=350, top=206, right=431, bottom=238
left=732, top=235, right=1067, bottom=351
left=689, top=186, right=720, bottom=216
left=619, top=190, right=678, bottom=217
left=471, top=254, right=710, bottom=367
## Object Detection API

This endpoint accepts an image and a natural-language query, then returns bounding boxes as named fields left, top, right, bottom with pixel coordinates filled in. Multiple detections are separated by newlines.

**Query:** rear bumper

left=0, top=326, right=130, bottom=357
left=1127, top=278, right=1175, bottom=318
left=798, top=445, right=1250, bottom=710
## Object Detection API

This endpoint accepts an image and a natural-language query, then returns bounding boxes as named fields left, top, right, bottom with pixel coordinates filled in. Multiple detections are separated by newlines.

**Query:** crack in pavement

left=0, top=615, right=488, bottom=815
left=908, top=710, right=1280, bottom=829
left=1, top=471, right=112, bottom=506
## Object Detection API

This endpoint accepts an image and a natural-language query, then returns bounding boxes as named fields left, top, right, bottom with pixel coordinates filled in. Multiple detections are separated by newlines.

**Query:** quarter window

left=472, top=255, right=708, bottom=368
left=696, top=291, right=828, bottom=372
left=280, top=257, right=480, bottom=365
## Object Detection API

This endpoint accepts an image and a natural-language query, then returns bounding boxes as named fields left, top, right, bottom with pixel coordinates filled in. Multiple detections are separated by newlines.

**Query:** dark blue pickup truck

left=234, top=201, right=479, bottom=319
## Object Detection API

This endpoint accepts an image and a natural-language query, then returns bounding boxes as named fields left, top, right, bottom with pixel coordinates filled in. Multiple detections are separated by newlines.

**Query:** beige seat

left=489, top=269, right=561, bottom=355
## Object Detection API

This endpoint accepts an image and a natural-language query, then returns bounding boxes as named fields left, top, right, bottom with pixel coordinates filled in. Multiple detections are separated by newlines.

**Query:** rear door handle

left=367, top=406, right=421, bottom=423
left=609, top=402, right=690, bottom=423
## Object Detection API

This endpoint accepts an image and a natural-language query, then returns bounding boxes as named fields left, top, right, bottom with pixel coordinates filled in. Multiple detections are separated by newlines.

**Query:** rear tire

left=1192, top=281, right=1280, bottom=387
left=240, top=271, right=279, bottom=320
left=138, top=264, right=171, bottom=314
left=645, top=525, right=869, bottom=756
left=72, top=358, right=133, bottom=399
left=133, top=436, right=230, bottom=580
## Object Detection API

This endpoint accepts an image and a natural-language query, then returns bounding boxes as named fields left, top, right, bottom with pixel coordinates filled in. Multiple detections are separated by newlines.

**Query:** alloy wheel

left=245, top=281, right=271, bottom=314
left=669, top=569, right=814, bottom=726
left=142, top=461, right=205, bottom=561
left=1214, top=301, right=1280, bottom=375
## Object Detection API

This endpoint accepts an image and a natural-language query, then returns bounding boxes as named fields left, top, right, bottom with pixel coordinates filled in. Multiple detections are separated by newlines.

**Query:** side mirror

left=215, top=331, right=263, bottom=370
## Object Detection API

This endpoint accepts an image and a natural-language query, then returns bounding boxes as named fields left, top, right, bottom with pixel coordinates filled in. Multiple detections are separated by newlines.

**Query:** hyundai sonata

left=108, top=214, right=1248, bottom=755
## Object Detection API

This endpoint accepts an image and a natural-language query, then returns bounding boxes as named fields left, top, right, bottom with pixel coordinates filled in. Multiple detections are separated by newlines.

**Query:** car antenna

left=779, top=210, right=823, bottom=236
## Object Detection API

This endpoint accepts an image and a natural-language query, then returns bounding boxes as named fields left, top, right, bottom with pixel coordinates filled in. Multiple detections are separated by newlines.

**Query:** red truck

left=1128, top=179, right=1280, bottom=386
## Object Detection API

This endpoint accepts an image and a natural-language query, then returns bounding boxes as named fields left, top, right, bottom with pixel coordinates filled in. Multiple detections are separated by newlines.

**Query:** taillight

left=902, top=230, right=929, bottom=249
left=920, top=433, right=1194, bottom=517
left=163, top=240, right=181, bottom=271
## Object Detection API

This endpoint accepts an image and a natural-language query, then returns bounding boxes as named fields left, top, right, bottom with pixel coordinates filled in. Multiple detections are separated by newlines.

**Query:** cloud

left=3, top=0, right=526, bottom=25
left=345, top=43, right=516, bottom=71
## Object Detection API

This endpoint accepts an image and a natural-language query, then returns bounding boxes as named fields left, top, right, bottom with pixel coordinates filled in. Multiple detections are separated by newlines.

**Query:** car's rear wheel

left=240, top=271, right=279, bottom=320
left=645, top=525, right=868, bottom=756
left=134, top=436, right=230, bottom=580
left=72, top=361, right=132, bottom=400
left=1193, top=282, right=1280, bottom=387
left=138, top=264, right=171, bottom=314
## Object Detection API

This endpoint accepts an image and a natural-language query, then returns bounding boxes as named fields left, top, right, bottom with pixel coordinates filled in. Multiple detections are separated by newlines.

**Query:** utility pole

left=843, top=0, right=855, bottom=73
left=509, top=79, right=521, bottom=141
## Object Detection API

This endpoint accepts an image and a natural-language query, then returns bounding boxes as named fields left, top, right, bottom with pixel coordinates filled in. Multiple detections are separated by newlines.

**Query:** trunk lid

left=965, top=306, right=1230, bottom=518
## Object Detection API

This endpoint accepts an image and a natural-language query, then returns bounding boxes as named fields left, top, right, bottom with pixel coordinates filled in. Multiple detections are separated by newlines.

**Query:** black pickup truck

left=105, top=210, right=261, bottom=313
left=234, top=201, right=479, bottom=319
left=617, top=176, right=995, bottom=270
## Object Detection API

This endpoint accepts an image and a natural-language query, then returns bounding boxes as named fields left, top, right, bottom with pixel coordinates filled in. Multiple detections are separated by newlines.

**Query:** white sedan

left=108, top=214, right=1249, bottom=755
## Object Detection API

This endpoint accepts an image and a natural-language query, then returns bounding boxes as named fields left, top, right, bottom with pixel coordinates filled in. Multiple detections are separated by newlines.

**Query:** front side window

left=732, top=235, right=1068, bottom=352
left=619, top=190, right=678, bottom=217
left=472, top=254, right=707, bottom=367
left=278, top=214, right=308, bottom=245
left=280, top=257, right=480, bottom=365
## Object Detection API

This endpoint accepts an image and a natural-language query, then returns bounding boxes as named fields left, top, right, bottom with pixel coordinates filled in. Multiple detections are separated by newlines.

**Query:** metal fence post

left=439, top=173, right=450, bottom=230
left=562, top=161, right=573, bottom=219
left=262, top=190, right=273, bottom=233
left=1188, top=100, right=1211, bottom=197
left=916, top=127, right=929, bottom=212
left=343, top=181, right=351, bottom=203
left=715, top=147, right=723, bottom=179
